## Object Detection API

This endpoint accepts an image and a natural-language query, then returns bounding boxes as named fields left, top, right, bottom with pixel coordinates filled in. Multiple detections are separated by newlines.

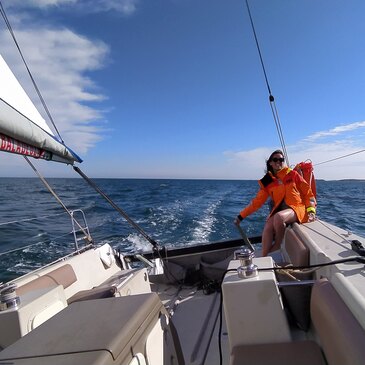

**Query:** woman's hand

left=234, top=217, right=242, bottom=226
left=308, top=212, right=316, bottom=222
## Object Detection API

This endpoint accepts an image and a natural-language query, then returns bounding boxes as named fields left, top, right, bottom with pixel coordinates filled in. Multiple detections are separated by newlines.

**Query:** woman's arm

left=236, top=187, right=269, bottom=222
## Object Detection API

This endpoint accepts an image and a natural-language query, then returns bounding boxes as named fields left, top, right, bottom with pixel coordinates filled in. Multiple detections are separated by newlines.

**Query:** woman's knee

left=273, top=212, right=286, bottom=227
left=274, top=209, right=296, bottom=226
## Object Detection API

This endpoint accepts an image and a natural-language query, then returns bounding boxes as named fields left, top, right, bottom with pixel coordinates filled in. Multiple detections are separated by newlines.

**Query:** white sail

left=0, top=55, right=81, bottom=164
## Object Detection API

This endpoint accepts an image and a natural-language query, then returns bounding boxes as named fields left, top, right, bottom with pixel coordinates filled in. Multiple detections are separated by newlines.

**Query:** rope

left=24, top=156, right=92, bottom=243
left=245, top=0, right=271, bottom=96
left=245, top=0, right=365, bottom=169
left=315, top=149, right=365, bottom=166
left=269, top=99, right=290, bottom=166
left=0, top=230, right=73, bottom=257
left=245, top=0, right=289, bottom=165
left=73, top=166, right=160, bottom=250
left=258, top=256, right=365, bottom=271
left=0, top=1, right=64, bottom=143
left=0, top=212, right=65, bottom=226
left=315, top=217, right=353, bottom=245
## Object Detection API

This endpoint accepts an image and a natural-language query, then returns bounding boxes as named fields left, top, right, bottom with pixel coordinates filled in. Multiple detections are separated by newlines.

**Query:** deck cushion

left=0, top=294, right=164, bottom=364
left=311, top=279, right=365, bottom=365
left=284, top=228, right=309, bottom=267
left=17, top=264, right=77, bottom=296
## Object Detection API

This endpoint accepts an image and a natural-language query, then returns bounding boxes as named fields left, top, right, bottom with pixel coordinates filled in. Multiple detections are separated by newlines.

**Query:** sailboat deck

left=292, top=221, right=365, bottom=330
left=151, top=281, right=229, bottom=365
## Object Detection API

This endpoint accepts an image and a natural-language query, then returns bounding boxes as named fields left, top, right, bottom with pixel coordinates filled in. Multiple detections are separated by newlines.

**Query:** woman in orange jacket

left=234, top=150, right=316, bottom=256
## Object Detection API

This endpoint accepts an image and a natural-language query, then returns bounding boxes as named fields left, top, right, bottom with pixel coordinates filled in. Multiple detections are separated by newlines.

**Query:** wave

left=191, top=200, right=221, bottom=244
left=0, top=178, right=364, bottom=282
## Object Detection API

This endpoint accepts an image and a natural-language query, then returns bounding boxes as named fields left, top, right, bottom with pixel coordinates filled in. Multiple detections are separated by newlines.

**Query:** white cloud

left=224, top=147, right=277, bottom=180
left=224, top=137, right=365, bottom=181
left=2, top=0, right=77, bottom=8
left=305, top=120, right=365, bottom=141
left=0, top=0, right=136, bottom=176
left=224, top=117, right=365, bottom=180
left=1, top=25, right=109, bottom=154
left=4, top=0, right=139, bottom=15
left=88, top=0, right=139, bottom=14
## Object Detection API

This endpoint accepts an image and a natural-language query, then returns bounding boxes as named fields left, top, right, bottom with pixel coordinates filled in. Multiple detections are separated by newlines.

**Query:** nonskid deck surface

left=151, top=281, right=229, bottom=365
left=151, top=277, right=310, bottom=365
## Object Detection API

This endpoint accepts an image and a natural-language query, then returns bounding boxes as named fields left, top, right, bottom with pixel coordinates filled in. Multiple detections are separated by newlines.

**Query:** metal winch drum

left=234, top=247, right=258, bottom=279
left=0, top=283, right=20, bottom=311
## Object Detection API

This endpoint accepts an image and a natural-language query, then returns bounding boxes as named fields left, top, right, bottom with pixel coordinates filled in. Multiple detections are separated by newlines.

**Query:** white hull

left=0, top=219, right=364, bottom=364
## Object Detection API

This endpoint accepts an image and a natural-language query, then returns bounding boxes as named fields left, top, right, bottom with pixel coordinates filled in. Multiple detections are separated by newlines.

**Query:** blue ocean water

left=0, top=178, right=364, bottom=282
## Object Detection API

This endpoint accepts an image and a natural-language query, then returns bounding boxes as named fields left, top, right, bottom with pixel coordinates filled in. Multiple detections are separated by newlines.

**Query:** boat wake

left=191, top=200, right=221, bottom=244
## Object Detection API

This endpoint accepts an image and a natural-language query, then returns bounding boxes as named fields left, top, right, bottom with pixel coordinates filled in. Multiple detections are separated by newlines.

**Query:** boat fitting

left=0, top=283, right=20, bottom=311
left=235, top=247, right=258, bottom=279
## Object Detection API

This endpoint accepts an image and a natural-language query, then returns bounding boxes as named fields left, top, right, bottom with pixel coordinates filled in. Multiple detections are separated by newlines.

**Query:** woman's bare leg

left=269, top=209, right=297, bottom=253
left=261, top=216, right=275, bottom=256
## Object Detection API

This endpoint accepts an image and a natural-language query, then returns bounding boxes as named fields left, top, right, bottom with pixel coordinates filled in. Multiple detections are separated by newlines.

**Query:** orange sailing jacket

left=239, top=167, right=316, bottom=223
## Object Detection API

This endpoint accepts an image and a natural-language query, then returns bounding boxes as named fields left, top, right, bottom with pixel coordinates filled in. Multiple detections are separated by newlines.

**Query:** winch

left=234, top=247, right=258, bottom=279
left=0, top=283, right=20, bottom=311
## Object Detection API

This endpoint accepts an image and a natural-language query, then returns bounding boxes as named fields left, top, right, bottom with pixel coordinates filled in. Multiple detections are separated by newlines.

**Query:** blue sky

left=1, top=0, right=365, bottom=180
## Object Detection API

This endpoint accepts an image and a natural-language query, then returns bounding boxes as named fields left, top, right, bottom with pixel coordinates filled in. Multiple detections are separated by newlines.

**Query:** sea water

left=0, top=178, right=364, bottom=282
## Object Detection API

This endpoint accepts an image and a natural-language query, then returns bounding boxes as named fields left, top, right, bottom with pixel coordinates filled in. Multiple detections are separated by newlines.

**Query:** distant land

left=312, top=179, right=364, bottom=182
left=337, top=179, right=365, bottom=182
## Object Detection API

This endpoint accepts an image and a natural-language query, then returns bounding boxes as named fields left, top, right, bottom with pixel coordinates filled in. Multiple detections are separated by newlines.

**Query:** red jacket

left=239, top=167, right=316, bottom=223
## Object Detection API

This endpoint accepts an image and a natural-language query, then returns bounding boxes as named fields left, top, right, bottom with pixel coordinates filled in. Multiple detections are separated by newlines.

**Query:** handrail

left=0, top=209, right=92, bottom=257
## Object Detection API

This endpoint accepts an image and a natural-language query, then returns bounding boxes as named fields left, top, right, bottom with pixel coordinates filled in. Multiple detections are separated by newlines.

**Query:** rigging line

left=0, top=212, right=66, bottom=226
left=0, top=243, right=42, bottom=257
left=315, top=218, right=353, bottom=245
left=245, top=0, right=272, bottom=96
left=314, top=149, right=365, bottom=166
left=23, top=156, right=92, bottom=243
left=73, top=166, right=160, bottom=251
left=0, top=230, right=74, bottom=257
left=0, top=242, right=45, bottom=257
left=0, top=1, right=64, bottom=143
left=245, top=0, right=289, bottom=165
left=272, top=101, right=290, bottom=165
left=269, top=101, right=290, bottom=166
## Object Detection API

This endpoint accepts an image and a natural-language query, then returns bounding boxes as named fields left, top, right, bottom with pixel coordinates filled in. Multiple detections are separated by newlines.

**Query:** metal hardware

left=0, top=283, right=20, bottom=311
left=235, top=247, right=258, bottom=279
left=351, top=240, right=365, bottom=257
left=135, top=254, right=155, bottom=268
left=71, top=209, right=93, bottom=251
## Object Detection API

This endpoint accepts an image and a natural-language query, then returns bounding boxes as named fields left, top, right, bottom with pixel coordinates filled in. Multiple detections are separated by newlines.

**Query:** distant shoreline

left=0, top=177, right=364, bottom=182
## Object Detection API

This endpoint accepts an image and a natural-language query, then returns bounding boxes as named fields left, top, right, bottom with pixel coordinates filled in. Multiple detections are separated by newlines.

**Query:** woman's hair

left=266, top=149, right=284, bottom=173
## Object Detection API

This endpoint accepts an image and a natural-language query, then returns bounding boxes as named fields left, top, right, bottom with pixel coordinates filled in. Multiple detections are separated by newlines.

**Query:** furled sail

left=0, top=55, right=82, bottom=164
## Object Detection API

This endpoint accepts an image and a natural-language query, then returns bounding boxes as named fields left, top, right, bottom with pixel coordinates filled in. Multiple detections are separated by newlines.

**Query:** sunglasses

left=271, top=157, right=285, bottom=163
